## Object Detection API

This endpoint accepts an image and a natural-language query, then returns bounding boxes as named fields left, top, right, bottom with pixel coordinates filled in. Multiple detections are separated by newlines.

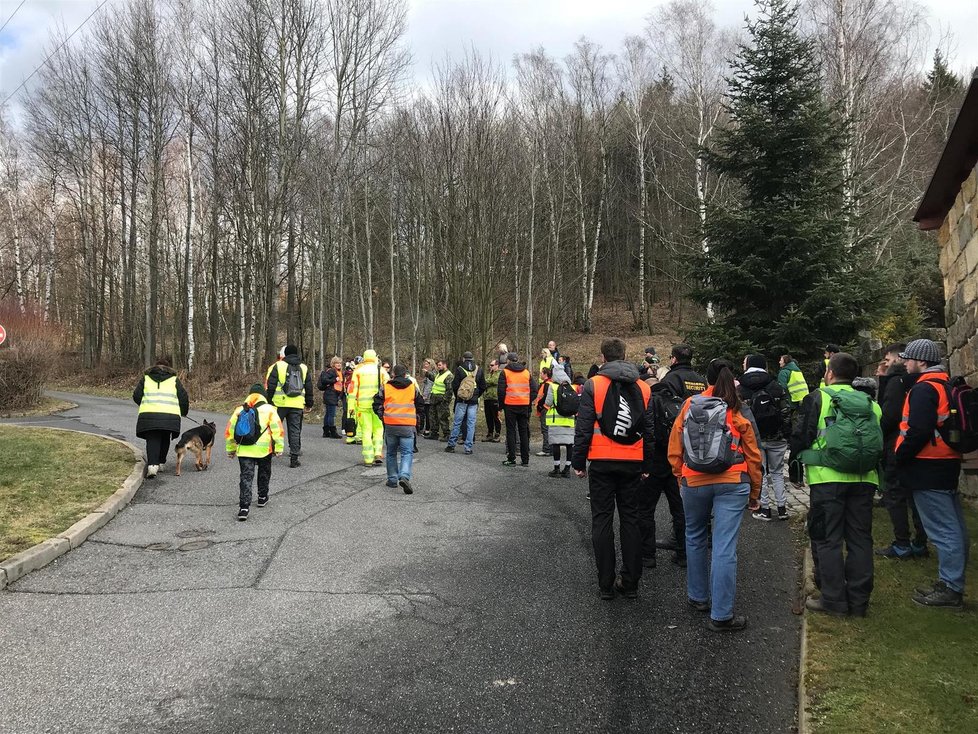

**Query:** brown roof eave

left=913, top=76, right=978, bottom=231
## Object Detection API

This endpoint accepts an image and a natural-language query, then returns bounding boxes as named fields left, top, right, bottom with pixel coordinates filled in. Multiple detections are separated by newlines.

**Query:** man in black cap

left=817, top=344, right=841, bottom=389
left=265, top=345, right=314, bottom=467
left=895, top=339, right=966, bottom=608
left=445, top=351, right=486, bottom=455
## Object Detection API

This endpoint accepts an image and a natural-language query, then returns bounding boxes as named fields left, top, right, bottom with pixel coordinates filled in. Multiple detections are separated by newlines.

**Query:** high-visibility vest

left=546, top=383, right=575, bottom=427
left=431, top=370, right=451, bottom=397
left=680, top=402, right=749, bottom=481
left=265, top=361, right=308, bottom=409
left=807, top=385, right=882, bottom=485
left=587, top=376, right=650, bottom=462
left=894, top=372, right=961, bottom=461
left=786, top=369, right=809, bottom=404
left=225, top=401, right=283, bottom=458
left=819, top=359, right=830, bottom=389
left=504, top=369, right=532, bottom=406
left=539, top=356, right=554, bottom=376
left=138, top=375, right=181, bottom=415
left=383, top=383, right=417, bottom=427
left=352, top=362, right=384, bottom=409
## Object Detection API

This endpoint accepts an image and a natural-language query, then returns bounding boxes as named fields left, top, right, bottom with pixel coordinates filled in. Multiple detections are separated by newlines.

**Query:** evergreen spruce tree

left=692, top=0, right=885, bottom=360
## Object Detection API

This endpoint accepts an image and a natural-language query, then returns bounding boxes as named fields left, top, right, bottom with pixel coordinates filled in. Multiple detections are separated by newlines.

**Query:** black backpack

left=651, top=385, right=685, bottom=450
left=555, top=382, right=581, bottom=417
left=940, top=377, right=978, bottom=454
left=283, top=363, right=305, bottom=398
left=747, top=385, right=784, bottom=439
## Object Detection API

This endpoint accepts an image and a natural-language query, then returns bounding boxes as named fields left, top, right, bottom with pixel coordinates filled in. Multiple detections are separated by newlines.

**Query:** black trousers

left=638, top=472, right=685, bottom=558
left=589, top=463, right=643, bottom=591
left=144, top=430, right=172, bottom=465
left=504, top=406, right=530, bottom=463
left=484, top=399, right=501, bottom=436
left=238, top=455, right=272, bottom=507
left=808, top=482, right=875, bottom=614
left=881, top=456, right=927, bottom=547
left=277, top=407, right=303, bottom=456
left=418, top=404, right=431, bottom=434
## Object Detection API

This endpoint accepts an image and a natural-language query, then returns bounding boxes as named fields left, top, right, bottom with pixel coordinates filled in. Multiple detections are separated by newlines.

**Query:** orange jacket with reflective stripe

left=504, top=369, right=532, bottom=406
left=894, top=372, right=961, bottom=460
left=587, top=376, right=651, bottom=462
left=383, top=383, right=418, bottom=426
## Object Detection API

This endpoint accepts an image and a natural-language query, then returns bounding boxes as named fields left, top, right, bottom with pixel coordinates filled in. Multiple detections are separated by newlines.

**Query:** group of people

left=133, top=333, right=970, bottom=622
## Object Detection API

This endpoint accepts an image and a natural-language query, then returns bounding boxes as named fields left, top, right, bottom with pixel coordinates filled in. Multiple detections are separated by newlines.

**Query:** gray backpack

left=681, top=395, right=740, bottom=474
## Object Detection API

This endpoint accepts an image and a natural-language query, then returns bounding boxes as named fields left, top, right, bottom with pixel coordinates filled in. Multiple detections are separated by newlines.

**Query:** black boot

left=290, top=454, right=301, bottom=468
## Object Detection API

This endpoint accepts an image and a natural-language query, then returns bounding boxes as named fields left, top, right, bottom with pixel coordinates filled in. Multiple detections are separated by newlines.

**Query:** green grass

left=805, top=504, right=978, bottom=733
left=0, top=396, right=76, bottom=418
left=0, top=426, right=135, bottom=561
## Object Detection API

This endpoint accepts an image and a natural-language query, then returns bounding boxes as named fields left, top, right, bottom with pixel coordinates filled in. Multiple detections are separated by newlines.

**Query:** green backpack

left=799, top=388, right=883, bottom=474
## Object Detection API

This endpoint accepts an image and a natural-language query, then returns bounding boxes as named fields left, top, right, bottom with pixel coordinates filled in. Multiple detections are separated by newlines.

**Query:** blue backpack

left=233, top=404, right=265, bottom=446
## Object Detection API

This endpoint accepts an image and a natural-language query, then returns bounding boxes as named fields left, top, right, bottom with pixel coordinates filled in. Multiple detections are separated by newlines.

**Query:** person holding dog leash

left=133, top=355, right=190, bottom=478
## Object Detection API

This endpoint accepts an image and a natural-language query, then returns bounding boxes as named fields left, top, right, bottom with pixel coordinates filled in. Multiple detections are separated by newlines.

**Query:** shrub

left=0, top=303, right=63, bottom=411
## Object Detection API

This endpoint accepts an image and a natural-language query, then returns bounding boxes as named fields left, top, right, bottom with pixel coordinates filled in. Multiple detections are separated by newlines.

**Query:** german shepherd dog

left=175, top=421, right=216, bottom=476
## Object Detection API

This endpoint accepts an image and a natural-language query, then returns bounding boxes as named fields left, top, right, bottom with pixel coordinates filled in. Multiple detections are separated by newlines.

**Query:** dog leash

left=183, top=415, right=201, bottom=425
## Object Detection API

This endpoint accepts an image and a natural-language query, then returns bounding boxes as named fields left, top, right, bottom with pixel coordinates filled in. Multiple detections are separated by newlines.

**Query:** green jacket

left=484, top=370, right=500, bottom=402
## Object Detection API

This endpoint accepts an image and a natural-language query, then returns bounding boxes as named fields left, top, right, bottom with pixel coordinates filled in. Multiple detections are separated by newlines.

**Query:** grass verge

left=0, top=396, right=76, bottom=418
left=0, top=426, right=135, bottom=561
left=805, top=503, right=978, bottom=733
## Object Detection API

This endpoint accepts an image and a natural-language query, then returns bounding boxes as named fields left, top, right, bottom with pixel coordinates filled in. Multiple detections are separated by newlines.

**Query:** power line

left=0, top=0, right=28, bottom=35
left=1, top=0, right=109, bottom=108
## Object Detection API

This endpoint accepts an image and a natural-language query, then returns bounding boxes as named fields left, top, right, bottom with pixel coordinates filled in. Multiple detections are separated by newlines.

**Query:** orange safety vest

left=383, top=383, right=417, bottom=427
left=894, top=371, right=961, bottom=460
left=588, top=376, right=651, bottom=462
left=504, top=369, right=532, bottom=406
left=680, top=401, right=749, bottom=481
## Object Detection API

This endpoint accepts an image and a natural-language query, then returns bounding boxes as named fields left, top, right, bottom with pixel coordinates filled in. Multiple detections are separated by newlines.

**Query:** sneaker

left=374, top=457, right=384, bottom=465
left=398, top=478, right=414, bottom=495
left=614, top=577, right=637, bottom=600
left=237, top=507, right=249, bottom=522
left=912, top=581, right=963, bottom=608
left=146, top=464, right=159, bottom=478
left=535, top=450, right=550, bottom=457
left=444, top=445, right=455, bottom=453
left=708, top=616, right=747, bottom=632
left=672, top=553, right=687, bottom=568
left=520, top=461, right=529, bottom=467
left=464, top=448, right=473, bottom=455
left=914, top=581, right=938, bottom=596
left=805, top=596, right=847, bottom=617
left=560, top=466, right=571, bottom=478
left=642, top=555, right=657, bottom=569
left=911, top=542, right=930, bottom=558
left=548, top=468, right=561, bottom=478
left=752, top=508, right=773, bottom=521
left=688, top=598, right=710, bottom=613
left=599, top=587, right=615, bottom=601
left=501, top=459, right=517, bottom=466
left=585, top=493, right=590, bottom=500
left=777, top=506, right=788, bottom=520
left=385, top=480, right=398, bottom=488
left=256, top=496, right=269, bottom=508
left=875, top=543, right=913, bottom=559
left=480, top=436, right=494, bottom=443
left=655, top=536, right=678, bottom=551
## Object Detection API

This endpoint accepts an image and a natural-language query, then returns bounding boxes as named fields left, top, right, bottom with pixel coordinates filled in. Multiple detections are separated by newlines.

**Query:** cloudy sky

left=1, top=0, right=975, bottom=109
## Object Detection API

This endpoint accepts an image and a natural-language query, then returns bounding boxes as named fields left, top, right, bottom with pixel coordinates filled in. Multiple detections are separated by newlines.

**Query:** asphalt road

left=0, top=392, right=801, bottom=733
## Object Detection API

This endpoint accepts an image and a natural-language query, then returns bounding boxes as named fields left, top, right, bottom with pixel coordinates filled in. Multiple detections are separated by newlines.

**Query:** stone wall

left=938, top=166, right=978, bottom=499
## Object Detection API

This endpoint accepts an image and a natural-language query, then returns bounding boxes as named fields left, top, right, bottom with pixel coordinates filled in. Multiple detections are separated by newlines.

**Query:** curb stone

left=798, top=545, right=814, bottom=734
left=0, top=427, right=144, bottom=590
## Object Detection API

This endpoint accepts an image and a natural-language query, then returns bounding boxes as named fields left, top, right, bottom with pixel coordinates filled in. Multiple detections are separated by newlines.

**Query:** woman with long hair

left=668, top=359, right=763, bottom=632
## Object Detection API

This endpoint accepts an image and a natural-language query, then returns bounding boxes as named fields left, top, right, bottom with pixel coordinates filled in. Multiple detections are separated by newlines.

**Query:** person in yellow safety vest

left=539, top=347, right=555, bottom=377
left=225, top=383, right=285, bottom=521
left=817, top=344, right=840, bottom=389
left=426, top=359, right=453, bottom=441
left=133, top=356, right=190, bottom=478
left=777, top=354, right=810, bottom=406
left=265, top=344, right=313, bottom=468
left=351, top=349, right=389, bottom=465
left=373, top=364, right=425, bottom=494
left=541, top=363, right=576, bottom=478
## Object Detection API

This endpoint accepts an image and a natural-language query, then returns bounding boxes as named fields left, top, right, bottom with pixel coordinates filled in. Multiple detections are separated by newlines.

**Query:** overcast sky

left=1, top=0, right=976, bottom=110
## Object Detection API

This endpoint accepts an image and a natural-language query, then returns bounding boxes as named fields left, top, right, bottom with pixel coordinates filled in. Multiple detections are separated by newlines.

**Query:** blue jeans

left=448, top=402, right=478, bottom=451
left=323, top=403, right=336, bottom=430
left=912, top=489, right=970, bottom=593
left=681, top=481, right=749, bottom=622
left=385, top=432, right=415, bottom=483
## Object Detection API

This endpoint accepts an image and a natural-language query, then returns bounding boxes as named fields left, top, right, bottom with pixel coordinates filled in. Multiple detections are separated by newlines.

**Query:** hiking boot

left=911, top=542, right=930, bottom=558
left=655, top=536, right=678, bottom=551
left=374, top=457, right=384, bottom=465
left=480, top=436, right=494, bottom=443
left=914, top=581, right=938, bottom=596
left=599, top=587, right=615, bottom=601
left=614, top=577, right=637, bottom=600
left=237, top=507, right=249, bottom=522
left=642, top=555, right=656, bottom=569
left=548, top=468, right=561, bottom=478
left=323, top=428, right=330, bottom=438
left=752, top=508, right=773, bottom=521
left=398, top=478, right=414, bottom=495
left=672, top=553, right=687, bottom=568
left=912, top=581, right=963, bottom=608
left=875, top=543, right=913, bottom=559
left=560, top=466, right=571, bottom=478
left=289, top=455, right=301, bottom=468
left=425, top=434, right=440, bottom=441
left=501, top=459, right=517, bottom=467
left=444, top=445, right=455, bottom=453
left=256, top=495, right=269, bottom=508
left=688, top=598, right=710, bottom=613
left=520, top=461, right=529, bottom=467
left=777, top=506, right=788, bottom=520
left=708, top=616, right=747, bottom=632
left=805, top=596, right=847, bottom=617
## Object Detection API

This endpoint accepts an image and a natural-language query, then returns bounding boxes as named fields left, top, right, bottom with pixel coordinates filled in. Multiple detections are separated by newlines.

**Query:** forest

left=0, top=0, right=968, bottom=374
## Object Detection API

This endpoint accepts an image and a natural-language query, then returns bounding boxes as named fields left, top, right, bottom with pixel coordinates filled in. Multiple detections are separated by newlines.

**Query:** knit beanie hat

left=900, top=339, right=941, bottom=364
left=393, top=364, right=407, bottom=378
left=248, top=383, right=266, bottom=399
left=745, top=354, right=766, bottom=370
left=284, top=345, right=298, bottom=357
left=507, top=352, right=519, bottom=363
left=463, top=351, right=474, bottom=360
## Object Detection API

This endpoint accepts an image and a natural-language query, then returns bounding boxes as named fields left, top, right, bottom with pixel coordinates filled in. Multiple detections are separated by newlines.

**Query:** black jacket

left=893, top=370, right=961, bottom=491
left=266, top=354, right=314, bottom=409
left=497, top=362, right=538, bottom=410
left=373, top=375, right=425, bottom=419
left=133, top=365, right=190, bottom=438
left=738, top=369, right=791, bottom=441
left=660, top=362, right=707, bottom=398
left=317, top=367, right=343, bottom=405
left=452, top=359, right=487, bottom=405
left=879, top=363, right=917, bottom=448
left=572, top=360, right=654, bottom=473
